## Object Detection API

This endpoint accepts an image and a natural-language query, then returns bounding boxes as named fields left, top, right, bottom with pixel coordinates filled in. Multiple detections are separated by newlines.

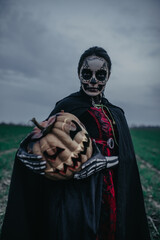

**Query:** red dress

left=88, top=106, right=118, bottom=240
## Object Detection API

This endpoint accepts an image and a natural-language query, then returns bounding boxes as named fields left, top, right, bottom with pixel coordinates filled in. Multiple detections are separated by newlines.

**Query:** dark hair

left=78, top=46, right=112, bottom=77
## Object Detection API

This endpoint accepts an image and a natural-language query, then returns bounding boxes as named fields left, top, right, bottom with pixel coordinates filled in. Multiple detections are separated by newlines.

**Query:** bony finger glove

left=74, top=140, right=119, bottom=180
left=16, top=133, right=46, bottom=175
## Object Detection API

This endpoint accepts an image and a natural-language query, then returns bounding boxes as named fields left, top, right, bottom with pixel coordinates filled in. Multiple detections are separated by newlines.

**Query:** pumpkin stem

left=31, top=118, right=44, bottom=130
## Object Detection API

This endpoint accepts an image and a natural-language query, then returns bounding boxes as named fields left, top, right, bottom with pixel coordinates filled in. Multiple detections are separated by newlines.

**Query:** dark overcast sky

left=0, top=0, right=160, bottom=126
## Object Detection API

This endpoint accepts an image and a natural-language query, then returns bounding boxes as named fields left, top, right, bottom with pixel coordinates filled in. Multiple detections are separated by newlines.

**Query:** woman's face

left=79, top=55, right=109, bottom=97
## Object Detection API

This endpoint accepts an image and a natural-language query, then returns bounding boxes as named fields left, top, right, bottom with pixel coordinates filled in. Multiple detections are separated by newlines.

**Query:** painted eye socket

left=81, top=69, right=107, bottom=81
left=96, top=70, right=107, bottom=81
left=81, top=69, right=92, bottom=80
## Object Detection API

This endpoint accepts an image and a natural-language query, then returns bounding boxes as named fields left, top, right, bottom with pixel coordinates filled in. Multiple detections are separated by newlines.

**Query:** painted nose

left=90, top=78, right=97, bottom=85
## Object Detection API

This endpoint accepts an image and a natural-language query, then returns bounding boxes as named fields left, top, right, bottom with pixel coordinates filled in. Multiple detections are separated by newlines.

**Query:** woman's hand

left=16, top=133, right=46, bottom=175
left=74, top=140, right=119, bottom=180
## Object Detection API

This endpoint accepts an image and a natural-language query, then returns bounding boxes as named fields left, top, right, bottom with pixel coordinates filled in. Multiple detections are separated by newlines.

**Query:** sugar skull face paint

left=79, top=55, right=109, bottom=97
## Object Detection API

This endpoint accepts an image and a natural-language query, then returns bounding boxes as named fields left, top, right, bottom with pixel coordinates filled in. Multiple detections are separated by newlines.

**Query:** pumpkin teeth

left=76, top=143, right=84, bottom=152
left=79, top=134, right=90, bottom=155
left=82, top=134, right=87, bottom=142
left=59, top=163, right=68, bottom=174
left=71, top=152, right=79, bottom=158
left=65, top=158, right=74, bottom=167
left=45, top=167, right=55, bottom=173
left=44, top=133, right=91, bottom=174
left=54, top=134, right=90, bottom=173
left=71, top=155, right=81, bottom=168
left=56, top=162, right=65, bottom=171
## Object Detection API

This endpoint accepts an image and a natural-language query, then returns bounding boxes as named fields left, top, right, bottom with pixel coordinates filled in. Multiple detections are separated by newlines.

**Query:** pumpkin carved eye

left=43, top=147, right=65, bottom=161
left=29, top=112, right=92, bottom=180
left=70, top=120, right=82, bottom=140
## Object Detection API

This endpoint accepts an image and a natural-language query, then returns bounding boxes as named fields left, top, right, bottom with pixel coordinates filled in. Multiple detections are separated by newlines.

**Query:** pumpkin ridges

left=52, top=128, right=79, bottom=152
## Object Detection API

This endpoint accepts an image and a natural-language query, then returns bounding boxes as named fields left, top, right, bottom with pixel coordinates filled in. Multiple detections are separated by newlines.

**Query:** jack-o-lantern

left=28, top=111, right=92, bottom=180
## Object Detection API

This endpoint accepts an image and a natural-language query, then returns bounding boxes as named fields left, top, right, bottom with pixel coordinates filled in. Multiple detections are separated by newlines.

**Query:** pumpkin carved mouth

left=28, top=111, right=92, bottom=180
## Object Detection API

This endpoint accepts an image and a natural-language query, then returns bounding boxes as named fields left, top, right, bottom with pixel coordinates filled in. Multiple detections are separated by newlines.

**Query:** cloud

left=0, top=0, right=160, bottom=125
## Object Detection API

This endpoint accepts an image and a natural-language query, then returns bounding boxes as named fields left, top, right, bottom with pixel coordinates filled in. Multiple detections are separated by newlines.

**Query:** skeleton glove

left=16, top=133, right=46, bottom=175
left=74, top=140, right=119, bottom=180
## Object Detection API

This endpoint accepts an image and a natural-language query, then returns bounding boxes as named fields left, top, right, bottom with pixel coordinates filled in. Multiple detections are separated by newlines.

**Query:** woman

left=1, top=47, right=150, bottom=240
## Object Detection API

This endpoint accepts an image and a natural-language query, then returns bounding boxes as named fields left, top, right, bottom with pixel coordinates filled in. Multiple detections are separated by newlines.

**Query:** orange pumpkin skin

left=30, top=112, right=92, bottom=180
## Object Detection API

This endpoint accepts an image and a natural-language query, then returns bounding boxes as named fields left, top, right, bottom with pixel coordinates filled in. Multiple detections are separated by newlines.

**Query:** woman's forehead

left=82, top=56, right=108, bottom=71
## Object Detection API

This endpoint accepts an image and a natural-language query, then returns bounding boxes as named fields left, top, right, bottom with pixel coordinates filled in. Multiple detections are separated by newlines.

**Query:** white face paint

left=79, top=55, right=109, bottom=97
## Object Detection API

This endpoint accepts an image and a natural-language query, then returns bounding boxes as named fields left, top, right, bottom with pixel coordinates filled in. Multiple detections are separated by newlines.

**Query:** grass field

left=0, top=124, right=32, bottom=229
left=0, top=124, right=160, bottom=239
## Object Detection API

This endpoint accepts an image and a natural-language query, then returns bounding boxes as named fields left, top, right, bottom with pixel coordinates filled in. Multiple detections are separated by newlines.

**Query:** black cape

left=1, top=90, right=150, bottom=240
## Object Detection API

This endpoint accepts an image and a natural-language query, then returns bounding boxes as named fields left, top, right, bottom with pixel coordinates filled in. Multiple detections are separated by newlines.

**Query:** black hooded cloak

left=1, top=90, right=150, bottom=240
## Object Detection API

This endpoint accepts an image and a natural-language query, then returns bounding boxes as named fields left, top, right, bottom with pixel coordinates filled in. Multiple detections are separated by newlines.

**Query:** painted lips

left=83, top=83, right=104, bottom=92
left=86, top=87, right=99, bottom=92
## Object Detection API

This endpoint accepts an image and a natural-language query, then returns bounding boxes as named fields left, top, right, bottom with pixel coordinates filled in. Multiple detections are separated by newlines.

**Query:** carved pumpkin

left=29, top=111, right=92, bottom=180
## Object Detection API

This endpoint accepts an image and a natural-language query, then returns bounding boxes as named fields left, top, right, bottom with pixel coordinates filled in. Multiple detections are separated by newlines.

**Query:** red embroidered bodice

left=88, top=106, right=118, bottom=240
